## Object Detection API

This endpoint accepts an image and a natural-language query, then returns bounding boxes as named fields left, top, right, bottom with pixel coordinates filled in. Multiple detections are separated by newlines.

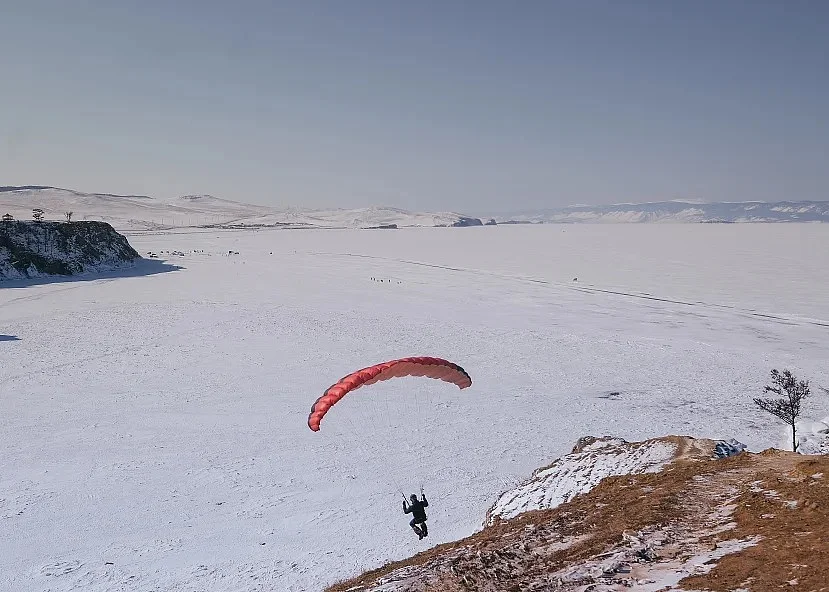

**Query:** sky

left=1, top=0, right=828, bottom=213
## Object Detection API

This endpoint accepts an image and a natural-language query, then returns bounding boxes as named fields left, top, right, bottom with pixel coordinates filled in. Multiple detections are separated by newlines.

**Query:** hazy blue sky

left=1, top=1, right=828, bottom=212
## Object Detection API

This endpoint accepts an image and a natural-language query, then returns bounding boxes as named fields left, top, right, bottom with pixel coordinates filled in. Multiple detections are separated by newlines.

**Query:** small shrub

left=753, top=369, right=810, bottom=452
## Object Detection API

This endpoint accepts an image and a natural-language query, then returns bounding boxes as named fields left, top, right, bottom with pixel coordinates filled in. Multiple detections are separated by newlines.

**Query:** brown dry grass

left=681, top=451, right=829, bottom=591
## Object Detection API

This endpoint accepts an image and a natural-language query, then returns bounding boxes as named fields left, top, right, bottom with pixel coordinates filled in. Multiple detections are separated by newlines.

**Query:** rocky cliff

left=0, top=220, right=141, bottom=281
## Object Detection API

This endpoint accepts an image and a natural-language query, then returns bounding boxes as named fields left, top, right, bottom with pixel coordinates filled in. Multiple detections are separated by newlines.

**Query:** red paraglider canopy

left=308, top=356, right=472, bottom=431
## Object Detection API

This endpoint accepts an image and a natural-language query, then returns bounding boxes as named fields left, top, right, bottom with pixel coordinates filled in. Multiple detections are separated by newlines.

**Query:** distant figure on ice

left=403, top=489, right=429, bottom=539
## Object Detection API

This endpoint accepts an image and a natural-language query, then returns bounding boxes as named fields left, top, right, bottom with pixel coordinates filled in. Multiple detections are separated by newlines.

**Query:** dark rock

left=0, top=220, right=140, bottom=280
left=451, top=217, right=484, bottom=227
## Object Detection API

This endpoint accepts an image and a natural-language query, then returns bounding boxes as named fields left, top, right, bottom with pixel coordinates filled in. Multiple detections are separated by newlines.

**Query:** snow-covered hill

left=0, top=187, right=220, bottom=230
left=170, top=194, right=274, bottom=220
left=0, top=187, right=481, bottom=230
left=491, top=200, right=829, bottom=223
left=7, top=187, right=825, bottom=229
left=233, top=206, right=477, bottom=229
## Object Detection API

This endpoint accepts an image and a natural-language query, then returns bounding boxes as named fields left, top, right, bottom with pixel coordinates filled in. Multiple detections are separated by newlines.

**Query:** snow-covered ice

left=1, top=223, right=828, bottom=591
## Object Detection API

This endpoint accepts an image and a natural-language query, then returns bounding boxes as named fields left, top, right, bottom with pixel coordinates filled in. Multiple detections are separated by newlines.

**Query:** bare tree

left=753, top=369, right=810, bottom=452
left=65, top=211, right=73, bottom=222
left=32, top=208, right=44, bottom=222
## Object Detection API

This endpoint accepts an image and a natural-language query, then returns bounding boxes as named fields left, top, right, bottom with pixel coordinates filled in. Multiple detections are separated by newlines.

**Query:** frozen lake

left=2, top=223, right=827, bottom=591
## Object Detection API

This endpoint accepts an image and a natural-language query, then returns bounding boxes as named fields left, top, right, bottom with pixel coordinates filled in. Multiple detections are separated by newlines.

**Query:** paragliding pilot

left=403, top=487, right=429, bottom=539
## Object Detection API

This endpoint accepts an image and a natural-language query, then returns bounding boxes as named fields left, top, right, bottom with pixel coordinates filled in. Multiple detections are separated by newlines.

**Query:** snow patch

left=777, top=416, right=829, bottom=454
left=626, top=537, right=762, bottom=592
left=486, top=437, right=677, bottom=523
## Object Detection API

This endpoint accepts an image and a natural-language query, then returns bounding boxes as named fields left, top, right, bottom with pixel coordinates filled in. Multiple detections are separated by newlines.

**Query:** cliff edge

left=0, top=220, right=141, bottom=281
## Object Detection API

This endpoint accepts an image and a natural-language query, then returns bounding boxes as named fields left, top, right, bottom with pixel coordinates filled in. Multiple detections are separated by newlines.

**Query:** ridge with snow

left=485, top=435, right=748, bottom=526
left=485, top=436, right=682, bottom=524
left=489, top=200, right=829, bottom=223
left=0, top=186, right=482, bottom=231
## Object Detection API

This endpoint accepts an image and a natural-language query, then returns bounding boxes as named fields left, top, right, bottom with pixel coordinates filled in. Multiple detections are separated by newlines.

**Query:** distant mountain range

left=487, top=200, right=829, bottom=223
left=0, top=186, right=482, bottom=230
left=2, top=186, right=827, bottom=229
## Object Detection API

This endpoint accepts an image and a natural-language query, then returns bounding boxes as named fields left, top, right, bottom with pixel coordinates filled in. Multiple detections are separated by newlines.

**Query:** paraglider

left=307, top=356, right=471, bottom=539
left=307, top=356, right=472, bottom=432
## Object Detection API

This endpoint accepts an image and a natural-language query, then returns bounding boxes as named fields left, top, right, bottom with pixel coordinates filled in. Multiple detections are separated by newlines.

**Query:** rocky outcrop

left=0, top=220, right=140, bottom=280
left=451, top=217, right=484, bottom=227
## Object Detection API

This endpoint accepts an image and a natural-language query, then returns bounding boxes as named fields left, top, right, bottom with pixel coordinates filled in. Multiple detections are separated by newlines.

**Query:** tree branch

left=753, top=397, right=795, bottom=424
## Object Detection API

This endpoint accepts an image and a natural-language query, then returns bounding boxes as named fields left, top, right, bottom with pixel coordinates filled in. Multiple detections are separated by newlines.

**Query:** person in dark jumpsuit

left=403, top=490, right=429, bottom=539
